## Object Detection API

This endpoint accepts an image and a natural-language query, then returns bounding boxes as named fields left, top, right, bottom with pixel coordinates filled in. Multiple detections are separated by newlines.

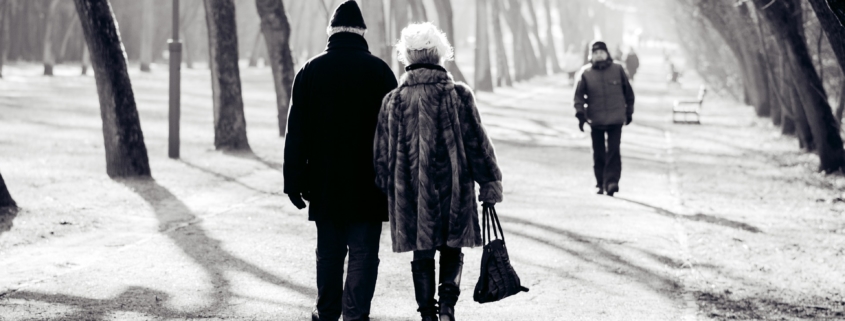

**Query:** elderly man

left=283, top=1, right=398, bottom=320
left=574, top=40, right=635, bottom=196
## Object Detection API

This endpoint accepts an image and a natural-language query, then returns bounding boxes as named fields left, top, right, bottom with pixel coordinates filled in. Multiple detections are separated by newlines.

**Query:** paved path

left=2, top=51, right=843, bottom=320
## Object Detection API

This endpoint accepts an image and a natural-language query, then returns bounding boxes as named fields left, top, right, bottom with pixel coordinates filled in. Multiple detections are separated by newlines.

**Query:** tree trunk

left=81, top=42, right=89, bottom=75
left=248, top=29, right=262, bottom=67
left=0, top=171, right=15, bottom=208
left=543, top=0, right=562, bottom=73
left=73, top=0, right=152, bottom=178
left=790, top=85, right=815, bottom=150
left=557, top=0, right=584, bottom=55
left=491, top=0, right=511, bottom=87
left=432, top=0, right=466, bottom=83
left=58, top=16, right=78, bottom=63
left=836, top=81, right=845, bottom=124
left=140, top=0, right=154, bottom=72
left=807, top=0, right=845, bottom=77
left=392, top=0, right=409, bottom=73
left=204, top=0, right=250, bottom=151
left=255, top=0, right=295, bottom=137
left=409, top=0, right=427, bottom=21
left=361, top=0, right=390, bottom=63
left=828, top=0, right=845, bottom=25
left=0, top=0, right=9, bottom=78
left=42, top=0, right=61, bottom=76
left=755, top=0, right=844, bottom=172
left=698, top=0, right=770, bottom=117
left=525, top=0, right=547, bottom=75
left=504, top=0, right=541, bottom=80
left=475, top=0, right=493, bottom=91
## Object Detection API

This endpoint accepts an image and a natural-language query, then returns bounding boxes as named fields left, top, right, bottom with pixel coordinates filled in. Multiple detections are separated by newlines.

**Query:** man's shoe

left=412, top=259, right=439, bottom=321
left=596, top=187, right=604, bottom=195
left=606, top=183, right=619, bottom=197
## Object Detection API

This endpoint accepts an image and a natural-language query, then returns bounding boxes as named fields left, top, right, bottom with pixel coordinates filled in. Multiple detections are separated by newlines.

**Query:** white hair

left=395, top=22, right=454, bottom=65
left=326, top=26, right=366, bottom=37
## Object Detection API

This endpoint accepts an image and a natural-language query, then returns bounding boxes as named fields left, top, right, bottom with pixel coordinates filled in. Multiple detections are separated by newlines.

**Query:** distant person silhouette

left=574, top=41, right=636, bottom=196
left=625, top=48, right=640, bottom=81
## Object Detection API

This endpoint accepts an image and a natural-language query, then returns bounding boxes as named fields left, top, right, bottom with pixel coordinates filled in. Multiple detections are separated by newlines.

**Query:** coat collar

left=591, top=58, right=613, bottom=70
left=405, top=63, right=447, bottom=73
left=400, top=64, right=452, bottom=86
left=326, top=33, right=369, bottom=52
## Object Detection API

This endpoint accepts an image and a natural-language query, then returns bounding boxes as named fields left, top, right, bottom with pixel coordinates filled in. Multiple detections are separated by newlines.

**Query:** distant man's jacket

left=574, top=60, right=635, bottom=125
left=283, top=32, right=398, bottom=222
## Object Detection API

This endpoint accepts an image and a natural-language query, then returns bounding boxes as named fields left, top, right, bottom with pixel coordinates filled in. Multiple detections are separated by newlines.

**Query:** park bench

left=672, top=85, right=706, bottom=124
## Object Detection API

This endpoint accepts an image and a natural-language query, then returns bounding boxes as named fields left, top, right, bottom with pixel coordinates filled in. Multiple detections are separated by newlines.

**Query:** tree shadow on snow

left=613, top=196, right=762, bottom=233
left=500, top=214, right=844, bottom=319
left=2, top=178, right=314, bottom=319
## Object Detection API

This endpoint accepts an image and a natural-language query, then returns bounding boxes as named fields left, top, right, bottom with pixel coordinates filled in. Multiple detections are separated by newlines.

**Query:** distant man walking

left=574, top=40, right=635, bottom=196
left=283, top=1, right=398, bottom=320
left=625, top=48, right=640, bottom=81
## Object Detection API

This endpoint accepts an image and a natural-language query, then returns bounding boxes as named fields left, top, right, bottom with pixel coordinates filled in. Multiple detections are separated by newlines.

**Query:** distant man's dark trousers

left=590, top=124, right=623, bottom=188
left=314, top=220, right=382, bottom=321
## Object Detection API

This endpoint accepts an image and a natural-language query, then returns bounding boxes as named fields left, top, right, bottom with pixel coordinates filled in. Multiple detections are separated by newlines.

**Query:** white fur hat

left=395, top=22, right=454, bottom=65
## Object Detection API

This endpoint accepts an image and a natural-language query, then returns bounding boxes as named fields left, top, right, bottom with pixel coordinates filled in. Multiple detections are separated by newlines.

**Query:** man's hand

left=288, top=193, right=307, bottom=210
left=576, top=113, right=587, bottom=132
left=626, top=115, right=633, bottom=125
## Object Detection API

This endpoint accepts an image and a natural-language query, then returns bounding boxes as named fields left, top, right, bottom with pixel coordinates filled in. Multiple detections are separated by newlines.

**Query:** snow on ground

left=0, top=51, right=843, bottom=320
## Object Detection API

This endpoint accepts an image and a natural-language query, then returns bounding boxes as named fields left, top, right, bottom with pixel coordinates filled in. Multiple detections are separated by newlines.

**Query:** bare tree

left=557, top=0, right=586, bottom=59
left=42, top=0, right=61, bottom=76
left=74, top=0, right=152, bottom=177
left=81, top=43, right=89, bottom=75
left=248, top=29, right=263, bottom=67
left=204, top=0, right=250, bottom=151
left=503, top=0, right=540, bottom=81
left=475, top=0, right=493, bottom=91
left=0, top=171, right=15, bottom=208
left=491, top=0, right=512, bottom=86
left=139, top=0, right=154, bottom=72
left=542, top=0, right=562, bottom=73
left=807, top=0, right=845, bottom=75
left=697, top=0, right=771, bottom=116
left=361, top=0, right=390, bottom=63
left=0, top=0, right=9, bottom=78
left=753, top=0, right=844, bottom=172
left=432, top=0, right=467, bottom=83
left=409, top=0, right=428, bottom=21
left=392, top=0, right=409, bottom=72
left=255, top=0, right=295, bottom=137
left=829, top=0, right=845, bottom=25
left=525, top=0, right=547, bottom=75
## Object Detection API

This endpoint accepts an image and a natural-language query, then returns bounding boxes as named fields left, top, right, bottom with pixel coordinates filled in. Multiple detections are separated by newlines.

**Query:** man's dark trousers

left=314, top=220, right=382, bottom=321
left=590, top=124, right=623, bottom=189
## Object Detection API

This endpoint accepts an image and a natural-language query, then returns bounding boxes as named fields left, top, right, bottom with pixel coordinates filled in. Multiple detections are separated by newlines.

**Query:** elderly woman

left=373, top=23, right=503, bottom=321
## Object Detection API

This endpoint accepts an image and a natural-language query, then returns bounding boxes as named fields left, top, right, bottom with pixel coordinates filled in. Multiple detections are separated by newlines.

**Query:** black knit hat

left=590, top=40, right=608, bottom=52
left=329, top=1, right=367, bottom=29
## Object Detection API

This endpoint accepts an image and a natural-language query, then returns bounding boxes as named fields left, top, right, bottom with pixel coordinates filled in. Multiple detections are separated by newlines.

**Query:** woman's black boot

left=438, top=252, right=463, bottom=321
left=411, top=259, right=439, bottom=321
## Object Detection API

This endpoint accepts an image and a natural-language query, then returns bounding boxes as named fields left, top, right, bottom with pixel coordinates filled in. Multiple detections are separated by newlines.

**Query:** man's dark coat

left=574, top=60, right=635, bottom=125
left=284, top=32, right=398, bottom=222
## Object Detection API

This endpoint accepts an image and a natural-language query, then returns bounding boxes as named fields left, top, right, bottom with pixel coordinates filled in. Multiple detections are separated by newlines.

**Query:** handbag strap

left=482, top=205, right=506, bottom=245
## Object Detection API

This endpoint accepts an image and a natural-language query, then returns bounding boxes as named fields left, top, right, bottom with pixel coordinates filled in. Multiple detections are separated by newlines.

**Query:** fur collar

left=405, top=63, right=447, bottom=73
left=400, top=65, right=452, bottom=86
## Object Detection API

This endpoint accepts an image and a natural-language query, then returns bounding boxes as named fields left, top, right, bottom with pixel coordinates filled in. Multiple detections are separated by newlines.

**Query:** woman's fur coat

left=374, top=66, right=503, bottom=253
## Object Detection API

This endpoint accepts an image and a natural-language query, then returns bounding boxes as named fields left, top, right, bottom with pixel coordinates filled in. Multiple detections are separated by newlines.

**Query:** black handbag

left=473, top=205, right=529, bottom=303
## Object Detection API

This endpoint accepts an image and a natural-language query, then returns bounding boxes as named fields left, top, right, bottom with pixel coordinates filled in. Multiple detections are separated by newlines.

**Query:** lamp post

left=168, top=0, right=182, bottom=159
